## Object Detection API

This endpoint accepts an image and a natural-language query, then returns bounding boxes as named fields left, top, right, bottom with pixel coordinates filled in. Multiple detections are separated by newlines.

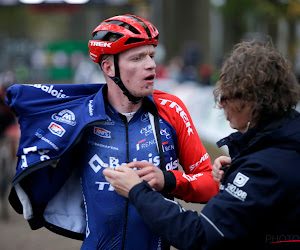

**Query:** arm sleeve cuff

left=129, top=181, right=153, bottom=204
left=162, top=170, right=176, bottom=193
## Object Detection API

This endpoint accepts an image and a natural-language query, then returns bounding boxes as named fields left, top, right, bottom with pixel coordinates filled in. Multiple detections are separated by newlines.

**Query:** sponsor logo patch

left=225, top=183, right=248, bottom=201
left=140, top=125, right=153, bottom=136
left=233, top=172, right=249, bottom=187
left=94, top=127, right=111, bottom=138
left=52, top=109, right=76, bottom=126
left=48, top=122, right=66, bottom=137
left=225, top=172, right=249, bottom=201
left=160, top=128, right=171, bottom=139
left=136, top=138, right=156, bottom=151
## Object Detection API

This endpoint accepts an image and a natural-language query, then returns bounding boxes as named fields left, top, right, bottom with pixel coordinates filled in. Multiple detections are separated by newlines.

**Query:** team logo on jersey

left=26, top=84, right=69, bottom=98
left=48, top=122, right=66, bottom=137
left=52, top=109, right=76, bottom=126
left=136, top=138, right=156, bottom=151
left=88, top=153, right=161, bottom=174
left=94, top=127, right=111, bottom=138
left=160, top=128, right=171, bottom=139
left=140, top=125, right=153, bottom=136
left=136, top=138, right=146, bottom=150
left=233, top=172, right=249, bottom=187
left=88, top=100, right=94, bottom=116
left=162, top=141, right=174, bottom=152
left=141, top=112, right=149, bottom=122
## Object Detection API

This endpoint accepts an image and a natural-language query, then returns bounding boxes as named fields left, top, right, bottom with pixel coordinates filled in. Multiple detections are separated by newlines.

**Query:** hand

left=103, top=166, right=142, bottom=198
left=126, top=161, right=165, bottom=191
left=212, top=156, right=231, bottom=182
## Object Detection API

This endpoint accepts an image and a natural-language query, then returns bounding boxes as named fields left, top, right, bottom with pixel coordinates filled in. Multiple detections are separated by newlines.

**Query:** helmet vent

left=106, top=20, right=141, bottom=35
left=126, top=15, right=152, bottom=41
left=150, top=24, right=157, bottom=33
left=124, top=37, right=145, bottom=45
left=93, top=31, right=124, bottom=42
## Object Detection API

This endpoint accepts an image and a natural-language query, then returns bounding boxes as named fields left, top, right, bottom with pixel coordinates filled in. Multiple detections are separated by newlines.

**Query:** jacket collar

left=217, top=110, right=300, bottom=159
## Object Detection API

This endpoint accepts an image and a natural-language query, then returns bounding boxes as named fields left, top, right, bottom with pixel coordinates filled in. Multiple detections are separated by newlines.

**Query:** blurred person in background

left=0, top=75, right=19, bottom=221
left=5, top=14, right=219, bottom=249
left=0, top=71, right=16, bottom=138
left=103, top=39, right=300, bottom=249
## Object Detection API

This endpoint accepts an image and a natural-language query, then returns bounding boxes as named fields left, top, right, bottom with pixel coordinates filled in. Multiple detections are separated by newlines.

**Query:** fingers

left=126, top=162, right=157, bottom=179
left=105, top=162, right=164, bottom=191
left=126, top=161, right=152, bottom=169
left=212, top=167, right=224, bottom=182
left=102, top=168, right=114, bottom=178
left=211, top=156, right=231, bottom=182
left=214, top=156, right=231, bottom=166
left=103, top=166, right=128, bottom=181
left=125, top=162, right=164, bottom=191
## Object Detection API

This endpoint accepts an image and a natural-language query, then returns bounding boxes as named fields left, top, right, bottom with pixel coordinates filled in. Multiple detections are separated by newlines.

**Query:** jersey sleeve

left=199, top=160, right=283, bottom=248
left=129, top=181, right=207, bottom=250
left=153, top=90, right=219, bottom=202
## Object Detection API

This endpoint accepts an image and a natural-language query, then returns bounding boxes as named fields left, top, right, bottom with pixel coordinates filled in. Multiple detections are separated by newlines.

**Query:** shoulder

left=152, top=89, right=187, bottom=109
left=229, top=147, right=297, bottom=187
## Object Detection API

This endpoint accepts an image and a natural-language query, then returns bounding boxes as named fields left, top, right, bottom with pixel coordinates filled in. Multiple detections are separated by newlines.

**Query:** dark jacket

left=129, top=110, right=300, bottom=249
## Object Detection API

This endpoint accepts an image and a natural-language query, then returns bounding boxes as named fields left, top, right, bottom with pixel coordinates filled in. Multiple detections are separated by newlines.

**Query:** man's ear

left=101, top=58, right=115, bottom=77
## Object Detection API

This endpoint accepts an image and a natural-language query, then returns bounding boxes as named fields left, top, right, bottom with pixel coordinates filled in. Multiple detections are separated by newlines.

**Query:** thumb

left=103, top=168, right=115, bottom=177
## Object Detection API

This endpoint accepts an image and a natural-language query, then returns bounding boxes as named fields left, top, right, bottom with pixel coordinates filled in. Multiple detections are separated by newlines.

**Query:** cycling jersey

left=6, top=83, right=219, bottom=249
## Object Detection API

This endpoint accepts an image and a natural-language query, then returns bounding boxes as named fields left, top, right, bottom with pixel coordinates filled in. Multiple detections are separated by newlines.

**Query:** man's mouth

left=144, top=74, right=155, bottom=81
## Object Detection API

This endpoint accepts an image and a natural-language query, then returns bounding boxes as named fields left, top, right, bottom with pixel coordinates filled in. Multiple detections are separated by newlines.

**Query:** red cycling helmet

left=88, top=14, right=159, bottom=63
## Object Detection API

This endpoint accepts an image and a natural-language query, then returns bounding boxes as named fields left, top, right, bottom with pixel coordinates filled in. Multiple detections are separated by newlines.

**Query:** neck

left=106, top=82, right=142, bottom=113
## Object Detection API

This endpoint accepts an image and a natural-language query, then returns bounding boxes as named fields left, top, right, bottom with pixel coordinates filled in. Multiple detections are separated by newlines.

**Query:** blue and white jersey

left=6, top=83, right=217, bottom=250
left=79, top=100, right=178, bottom=249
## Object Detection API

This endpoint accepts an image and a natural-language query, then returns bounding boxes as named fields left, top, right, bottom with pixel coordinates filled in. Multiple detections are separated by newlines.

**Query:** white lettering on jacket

left=158, top=98, right=194, bottom=136
left=88, top=153, right=178, bottom=173
left=26, top=84, right=69, bottom=98
left=182, top=173, right=204, bottom=182
left=189, top=153, right=209, bottom=171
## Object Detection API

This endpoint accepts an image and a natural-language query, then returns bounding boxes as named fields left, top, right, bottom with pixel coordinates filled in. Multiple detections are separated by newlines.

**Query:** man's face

left=118, top=45, right=156, bottom=98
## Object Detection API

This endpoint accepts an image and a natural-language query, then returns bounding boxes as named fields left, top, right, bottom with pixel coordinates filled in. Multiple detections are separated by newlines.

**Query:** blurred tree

left=219, top=0, right=300, bottom=63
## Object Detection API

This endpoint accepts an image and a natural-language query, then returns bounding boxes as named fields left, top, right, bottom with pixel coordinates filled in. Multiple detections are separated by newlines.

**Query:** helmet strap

left=109, top=54, right=143, bottom=105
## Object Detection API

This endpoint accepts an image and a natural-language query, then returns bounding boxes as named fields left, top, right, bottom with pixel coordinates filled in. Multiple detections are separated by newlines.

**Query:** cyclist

left=6, top=14, right=219, bottom=249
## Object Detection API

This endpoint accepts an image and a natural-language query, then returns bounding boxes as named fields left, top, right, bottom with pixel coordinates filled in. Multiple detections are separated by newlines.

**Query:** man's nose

left=145, top=56, right=156, bottom=69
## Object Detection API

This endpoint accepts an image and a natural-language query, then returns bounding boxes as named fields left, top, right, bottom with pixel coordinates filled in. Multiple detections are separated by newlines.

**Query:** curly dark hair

left=213, top=39, right=300, bottom=124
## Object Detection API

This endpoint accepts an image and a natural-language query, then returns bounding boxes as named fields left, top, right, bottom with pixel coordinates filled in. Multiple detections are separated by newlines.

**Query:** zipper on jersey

left=120, top=114, right=130, bottom=250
